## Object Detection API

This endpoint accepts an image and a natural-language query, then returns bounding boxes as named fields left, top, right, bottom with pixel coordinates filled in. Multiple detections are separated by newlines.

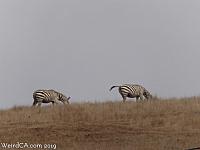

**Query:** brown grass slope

left=1, top=98, right=200, bottom=150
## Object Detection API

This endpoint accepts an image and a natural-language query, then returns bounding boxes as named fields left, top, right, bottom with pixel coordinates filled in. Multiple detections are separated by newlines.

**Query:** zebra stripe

left=109, top=84, right=152, bottom=102
left=32, top=89, right=70, bottom=106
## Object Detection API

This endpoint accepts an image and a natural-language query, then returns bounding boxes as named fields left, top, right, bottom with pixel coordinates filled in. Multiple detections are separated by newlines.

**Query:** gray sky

left=0, top=0, right=200, bottom=108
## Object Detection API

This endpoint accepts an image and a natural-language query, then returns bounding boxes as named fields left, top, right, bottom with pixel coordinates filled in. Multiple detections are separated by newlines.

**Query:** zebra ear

left=68, top=96, right=71, bottom=100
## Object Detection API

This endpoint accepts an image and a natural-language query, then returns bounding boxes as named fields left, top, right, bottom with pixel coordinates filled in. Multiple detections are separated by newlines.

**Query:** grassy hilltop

left=1, top=98, right=200, bottom=150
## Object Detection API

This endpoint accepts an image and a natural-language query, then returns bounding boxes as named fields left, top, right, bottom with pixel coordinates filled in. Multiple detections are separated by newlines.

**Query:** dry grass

left=1, top=98, right=200, bottom=150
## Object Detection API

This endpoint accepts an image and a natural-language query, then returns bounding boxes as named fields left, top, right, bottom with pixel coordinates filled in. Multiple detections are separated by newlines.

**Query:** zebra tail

left=109, top=86, right=120, bottom=91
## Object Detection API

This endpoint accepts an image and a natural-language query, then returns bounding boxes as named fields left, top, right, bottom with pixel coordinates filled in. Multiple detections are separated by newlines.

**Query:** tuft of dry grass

left=0, top=98, right=200, bottom=149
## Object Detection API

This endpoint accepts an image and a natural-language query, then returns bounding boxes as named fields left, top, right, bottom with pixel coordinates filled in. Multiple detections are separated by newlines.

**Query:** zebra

left=109, top=84, right=152, bottom=102
left=32, top=89, right=70, bottom=107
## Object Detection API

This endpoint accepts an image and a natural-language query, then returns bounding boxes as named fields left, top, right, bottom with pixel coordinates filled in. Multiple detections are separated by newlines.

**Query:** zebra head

left=143, top=90, right=153, bottom=100
left=58, top=93, right=70, bottom=104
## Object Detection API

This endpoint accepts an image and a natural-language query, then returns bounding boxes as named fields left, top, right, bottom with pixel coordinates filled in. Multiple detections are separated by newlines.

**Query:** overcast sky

left=0, top=0, right=200, bottom=108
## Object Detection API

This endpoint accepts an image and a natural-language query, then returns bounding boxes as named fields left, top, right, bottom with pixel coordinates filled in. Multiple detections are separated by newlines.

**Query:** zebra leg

left=139, top=94, right=143, bottom=101
left=32, top=101, right=37, bottom=107
left=136, top=96, right=139, bottom=102
left=119, top=92, right=126, bottom=103
left=37, top=102, right=42, bottom=107
left=122, top=96, right=126, bottom=103
left=52, top=100, right=59, bottom=106
left=52, top=101, right=59, bottom=106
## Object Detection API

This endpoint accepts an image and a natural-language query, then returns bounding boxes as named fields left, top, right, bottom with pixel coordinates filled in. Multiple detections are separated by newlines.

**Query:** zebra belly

left=42, top=99, right=51, bottom=103
left=127, top=93, right=137, bottom=98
